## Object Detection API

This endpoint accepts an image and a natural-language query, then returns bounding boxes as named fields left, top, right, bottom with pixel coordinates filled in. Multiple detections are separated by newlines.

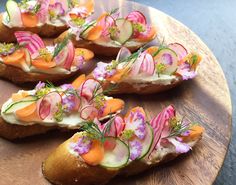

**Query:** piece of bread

left=0, top=14, right=67, bottom=43
left=0, top=62, right=77, bottom=84
left=42, top=106, right=204, bottom=185
left=42, top=126, right=203, bottom=185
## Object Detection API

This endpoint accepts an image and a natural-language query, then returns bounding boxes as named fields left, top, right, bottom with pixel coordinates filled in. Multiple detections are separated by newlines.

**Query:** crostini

left=56, top=9, right=157, bottom=56
left=87, top=43, right=202, bottom=94
left=0, top=31, right=94, bottom=83
left=0, top=78, right=124, bottom=140
left=0, top=0, right=94, bottom=42
left=43, top=105, right=204, bottom=185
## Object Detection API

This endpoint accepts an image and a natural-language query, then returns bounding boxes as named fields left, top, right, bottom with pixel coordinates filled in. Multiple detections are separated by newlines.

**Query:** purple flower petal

left=60, top=84, right=74, bottom=91
left=129, top=140, right=143, bottom=160
left=35, top=81, right=45, bottom=90
left=168, top=138, right=191, bottom=153
left=70, top=136, right=92, bottom=155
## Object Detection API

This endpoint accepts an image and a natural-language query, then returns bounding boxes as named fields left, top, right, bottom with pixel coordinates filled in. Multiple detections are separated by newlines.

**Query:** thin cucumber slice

left=155, top=48, right=178, bottom=75
left=138, top=123, right=153, bottom=159
left=6, top=0, right=22, bottom=26
left=100, top=137, right=130, bottom=169
left=111, top=18, right=133, bottom=44
left=3, top=96, right=38, bottom=114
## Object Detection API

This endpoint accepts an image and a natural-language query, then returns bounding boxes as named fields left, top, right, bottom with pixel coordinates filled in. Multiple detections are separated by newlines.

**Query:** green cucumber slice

left=111, top=18, right=133, bottom=44
left=138, top=123, right=153, bottom=159
left=6, top=0, right=22, bottom=26
left=3, top=96, right=38, bottom=114
left=155, top=48, right=179, bottom=75
left=100, top=137, right=130, bottom=169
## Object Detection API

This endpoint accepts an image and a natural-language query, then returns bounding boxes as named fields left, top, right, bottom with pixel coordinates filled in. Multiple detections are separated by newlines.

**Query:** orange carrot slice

left=32, top=58, right=56, bottom=69
left=75, top=48, right=94, bottom=61
left=3, top=49, right=25, bottom=65
left=21, top=13, right=38, bottom=27
left=15, top=102, right=39, bottom=122
left=80, top=140, right=104, bottom=166
left=106, top=67, right=130, bottom=83
left=71, top=74, right=86, bottom=89
left=11, top=91, right=29, bottom=102
left=102, top=98, right=124, bottom=117
left=135, top=26, right=157, bottom=42
left=86, top=26, right=103, bottom=41
left=181, top=125, right=204, bottom=142
left=146, top=46, right=159, bottom=59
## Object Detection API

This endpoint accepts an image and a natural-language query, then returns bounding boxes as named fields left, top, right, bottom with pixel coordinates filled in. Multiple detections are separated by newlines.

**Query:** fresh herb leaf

left=52, top=34, right=72, bottom=58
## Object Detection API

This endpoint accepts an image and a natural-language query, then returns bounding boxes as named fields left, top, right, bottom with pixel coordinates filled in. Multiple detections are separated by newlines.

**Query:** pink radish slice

left=55, top=45, right=69, bottom=65
left=168, top=43, right=188, bottom=61
left=15, top=31, right=45, bottom=56
left=62, top=41, right=75, bottom=70
left=37, top=0, right=50, bottom=23
left=114, top=116, right=125, bottom=136
left=38, top=92, right=62, bottom=120
left=104, top=138, right=117, bottom=151
left=80, top=105, right=98, bottom=120
left=80, top=79, right=102, bottom=101
left=126, top=11, right=147, bottom=25
left=116, top=47, right=131, bottom=62
left=97, top=15, right=115, bottom=36
left=130, top=53, right=145, bottom=76
left=140, top=53, right=155, bottom=75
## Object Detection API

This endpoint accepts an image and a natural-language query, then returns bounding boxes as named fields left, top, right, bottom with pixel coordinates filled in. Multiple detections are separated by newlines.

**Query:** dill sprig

left=109, top=8, right=119, bottom=16
left=53, top=34, right=72, bottom=58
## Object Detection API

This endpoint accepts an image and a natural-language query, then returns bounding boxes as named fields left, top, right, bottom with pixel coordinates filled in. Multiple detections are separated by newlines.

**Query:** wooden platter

left=0, top=0, right=232, bottom=185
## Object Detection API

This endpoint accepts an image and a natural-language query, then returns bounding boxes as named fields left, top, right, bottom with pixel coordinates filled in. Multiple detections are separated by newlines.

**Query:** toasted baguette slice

left=0, top=79, right=124, bottom=140
left=0, top=14, right=67, bottom=43
left=43, top=106, right=204, bottom=185
left=0, top=62, right=77, bottom=84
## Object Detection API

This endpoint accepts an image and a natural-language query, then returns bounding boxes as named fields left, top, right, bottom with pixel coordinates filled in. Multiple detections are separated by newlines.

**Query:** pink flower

left=70, top=136, right=92, bottom=155
left=35, top=81, right=45, bottom=90
left=93, top=62, right=116, bottom=80
left=49, top=2, right=65, bottom=19
left=74, top=55, right=85, bottom=69
left=178, top=62, right=197, bottom=80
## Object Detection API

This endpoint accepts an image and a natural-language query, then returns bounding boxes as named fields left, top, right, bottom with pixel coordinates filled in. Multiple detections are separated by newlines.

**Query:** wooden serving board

left=0, top=0, right=232, bottom=185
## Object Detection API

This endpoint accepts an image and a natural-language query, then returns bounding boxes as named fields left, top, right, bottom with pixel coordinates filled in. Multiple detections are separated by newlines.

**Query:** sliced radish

left=38, top=92, right=62, bottom=120
left=168, top=43, right=188, bottom=61
left=15, top=31, right=45, bottom=56
left=62, top=41, right=75, bottom=70
left=100, top=137, right=129, bottom=169
left=80, top=105, right=98, bottom=120
left=80, top=79, right=102, bottom=101
left=130, top=53, right=144, bottom=76
left=126, top=11, right=146, bottom=25
left=97, top=14, right=115, bottom=36
left=155, top=48, right=179, bottom=75
left=116, top=47, right=131, bottom=62
left=37, top=0, right=50, bottom=23
left=6, top=0, right=22, bottom=27
left=140, top=52, right=155, bottom=75
left=55, top=46, right=69, bottom=65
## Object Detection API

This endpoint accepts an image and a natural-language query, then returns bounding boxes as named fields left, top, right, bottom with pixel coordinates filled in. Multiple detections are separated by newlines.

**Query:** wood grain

left=0, top=0, right=232, bottom=185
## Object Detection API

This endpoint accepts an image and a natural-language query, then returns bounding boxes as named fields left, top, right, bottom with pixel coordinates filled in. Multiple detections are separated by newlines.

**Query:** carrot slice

left=21, top=13, right=38, bottom=27
left=3, top=49, right=25, bottom=64
left=106, top=67, right=130, bottom=83
left=75, top=48, right=94, bottom=61
left=32, top=58, right=56, bottom=69
left=135, top=26, right=157, bottom=42
left=71, top=74, right=86, bottom=89
left=102, top=98, right=124, bottom=117
left=15, top=102, right=39, bottom=122
left=146, top=46, right=159, bottom=59
left=181, top=125, right=204, bottom=142
left=80, top=140, right=104, bottom=166
left=11, top=92, right=29, bottom=102
left=86, top=26, right=103, bottom=41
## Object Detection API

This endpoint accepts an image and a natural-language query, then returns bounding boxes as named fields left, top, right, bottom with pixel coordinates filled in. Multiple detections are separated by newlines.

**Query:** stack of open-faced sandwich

left=0, top=0, right=204, bottom=185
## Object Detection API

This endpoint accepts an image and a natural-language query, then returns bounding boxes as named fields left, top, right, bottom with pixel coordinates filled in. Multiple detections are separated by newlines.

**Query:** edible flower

left=74, top=55, right=85, bottom=69
left=178, top=62, right=197, bottom=80
left=70, top=136, right=92, bottom=155
left=129, top=140, right=143, bottom=160
left=93, top=62, right=116, bottom=81
left=35, top=81, right=46, bottom=91
left=62, top=94, right=78, bottom=113
left=0, top=43, right=16, bottom=56
left=48, top=2, right=65, bottom=19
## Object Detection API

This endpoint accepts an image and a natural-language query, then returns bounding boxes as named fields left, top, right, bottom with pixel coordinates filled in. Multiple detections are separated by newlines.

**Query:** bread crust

left=0, top=62, right=78, bottom=84
left=56, top=31, right=152, bottom=57
left=0, top=116, right=56, bottom=140
left=0, top=13, right=67, bottom=43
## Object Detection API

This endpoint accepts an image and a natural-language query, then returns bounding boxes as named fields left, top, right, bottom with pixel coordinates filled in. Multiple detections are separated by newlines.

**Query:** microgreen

left=54, top=103, right=64, bottom=122
left=52, top=34, right=72, bottom=58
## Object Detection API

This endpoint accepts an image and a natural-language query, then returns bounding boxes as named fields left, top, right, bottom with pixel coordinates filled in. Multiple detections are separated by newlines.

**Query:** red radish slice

left=116, top=47, right=131, bottom=62
left=168, top=43, right=188, bottom=61
left=37, top=0, right=50, bottom=23
left=104, top=138, right=116, bottom=151
left=114, top=116, right=125, bottom=136
left=97, top=15, right=115, bottom=36
left=80, top=105, right=98, bottom=120
left=38, top=92, right=62, bottom=120
left=15, top=31, right=45, bottom=56
left=130, top=53, right=144, bottom=76
left=126, top=11, right=147, bottom=25
left=80, top=79, right=103, bottom=101
left=140, top=53, right=155, bottom=75
left=62, top=41, right=75, bottom=70
left=55, top=46, right=69, bottom=65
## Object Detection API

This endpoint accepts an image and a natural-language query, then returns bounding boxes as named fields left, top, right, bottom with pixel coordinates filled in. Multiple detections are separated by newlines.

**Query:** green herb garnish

left=53, top=34, right=72, bottom=58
